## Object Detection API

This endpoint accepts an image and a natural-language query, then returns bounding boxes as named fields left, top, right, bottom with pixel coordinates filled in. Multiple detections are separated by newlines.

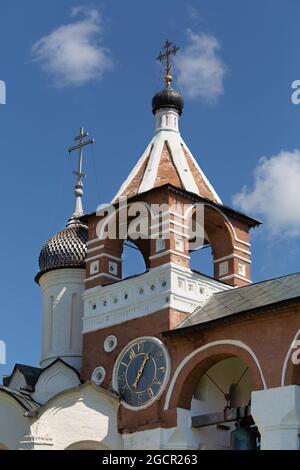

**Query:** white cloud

left=32, top=7, right=113, bottom=87
left=175, top=30, right=226, bottom=103
left=233, top=149, right=300, bottom=237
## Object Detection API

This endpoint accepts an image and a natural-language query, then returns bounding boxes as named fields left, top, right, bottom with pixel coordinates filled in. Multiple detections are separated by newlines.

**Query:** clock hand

left=132, top=354, right=149, bottom=390
left=132, top=353, right=149, bottom=390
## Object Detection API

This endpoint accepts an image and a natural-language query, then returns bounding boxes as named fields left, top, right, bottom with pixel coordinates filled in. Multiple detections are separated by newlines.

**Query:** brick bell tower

left=80, top=41, right=260, bottom=434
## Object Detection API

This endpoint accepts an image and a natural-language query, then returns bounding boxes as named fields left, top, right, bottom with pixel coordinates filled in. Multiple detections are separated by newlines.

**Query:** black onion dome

left=35, top=220, right=88, bottom=283
left=152, top=86, right=184, bottom=115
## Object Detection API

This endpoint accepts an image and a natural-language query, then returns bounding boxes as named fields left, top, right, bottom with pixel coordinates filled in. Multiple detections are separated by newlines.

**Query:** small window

left=175, top=238, right=184, bottom=252
left=219, top=261, right=229, bottom=276
left=109, top=260, right=118, bottom=275
left=90, top=260, right=99, bottom=275
left=156, top=239, right=166, bottom=252
left=238, top=262, right=246, bottom=277
left=104, top=335, right=117, bottom=353
left=91, top=366, right=106, bottom=386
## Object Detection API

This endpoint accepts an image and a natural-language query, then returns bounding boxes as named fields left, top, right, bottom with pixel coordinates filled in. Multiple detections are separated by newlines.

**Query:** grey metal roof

left=36, top=218, right=88, bottom=282
left=3, top=364, right=41, bottom=388
left=176, top=272, right=300, bottom=330
left=0, top=386, right=40, bottom=411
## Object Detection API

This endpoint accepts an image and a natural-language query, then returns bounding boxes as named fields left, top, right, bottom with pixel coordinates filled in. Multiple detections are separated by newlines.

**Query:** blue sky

left=1, top=0, right=300, bottom=377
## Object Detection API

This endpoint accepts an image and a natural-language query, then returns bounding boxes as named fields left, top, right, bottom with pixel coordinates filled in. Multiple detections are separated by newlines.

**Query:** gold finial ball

left=165, top=74, right=173, bottom=86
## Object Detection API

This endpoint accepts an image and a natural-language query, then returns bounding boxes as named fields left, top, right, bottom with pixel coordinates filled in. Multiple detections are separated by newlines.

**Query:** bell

left=230, top=421, right=257, bottom=450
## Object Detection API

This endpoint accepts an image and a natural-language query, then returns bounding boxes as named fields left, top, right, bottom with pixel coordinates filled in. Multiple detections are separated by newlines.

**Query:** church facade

left=1, top=44, right=300, bottom=451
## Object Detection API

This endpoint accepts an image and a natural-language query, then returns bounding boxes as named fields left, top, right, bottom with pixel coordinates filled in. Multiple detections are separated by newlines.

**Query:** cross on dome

left=67, top=127, right=94, bottom=222
left=112, top=43, right=222, bottom=205
left=156, top=39, right=179, bottom=87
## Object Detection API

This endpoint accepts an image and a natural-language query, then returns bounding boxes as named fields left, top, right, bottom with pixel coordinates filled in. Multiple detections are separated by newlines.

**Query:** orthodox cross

left=156, top=40, right=179, bottom=86
left=68, top=127, right=94, bottom=184
left=67, top=127, right=94, bottom=219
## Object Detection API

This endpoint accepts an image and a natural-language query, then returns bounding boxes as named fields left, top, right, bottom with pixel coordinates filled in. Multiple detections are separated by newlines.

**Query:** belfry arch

left=188, top=202, right=253, bottom=286
left=165, top=341, right=266, bottom=411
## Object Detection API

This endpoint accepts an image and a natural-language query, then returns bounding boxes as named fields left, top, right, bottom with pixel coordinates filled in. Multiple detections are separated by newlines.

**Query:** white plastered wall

left=0, top=392, right=30, bottom=450
left=20, top=383, right=123, bottom=450
left=32, top=360, right=81, bottom=404
left=39, top=269, right=85, bottom=370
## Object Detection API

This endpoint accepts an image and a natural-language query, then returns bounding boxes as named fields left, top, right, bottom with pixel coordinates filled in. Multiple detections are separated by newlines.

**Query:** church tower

left=35, top=129, right=93, bottom=371
left=80, top=42, right=259, bottom=435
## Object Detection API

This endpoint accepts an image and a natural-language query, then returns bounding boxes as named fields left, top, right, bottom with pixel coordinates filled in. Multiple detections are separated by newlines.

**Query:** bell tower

left=80, top=41, right=260, bottom=388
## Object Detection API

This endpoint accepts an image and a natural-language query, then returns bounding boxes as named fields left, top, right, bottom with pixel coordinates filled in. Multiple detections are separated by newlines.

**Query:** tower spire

left=156, top=39, right=179, bottom=88
left=67, top=127, right=94, bottom=223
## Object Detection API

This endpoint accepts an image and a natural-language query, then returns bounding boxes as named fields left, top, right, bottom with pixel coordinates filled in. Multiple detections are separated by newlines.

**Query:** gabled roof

left=168, top=272, right=300, bottom=332
left=25, top=381, right=119, bottom=418
left=3, top=364, right=41, bottom=389
left=0, top=385, right=40, bottom=411
left=2, top=358, right=80, bottom=390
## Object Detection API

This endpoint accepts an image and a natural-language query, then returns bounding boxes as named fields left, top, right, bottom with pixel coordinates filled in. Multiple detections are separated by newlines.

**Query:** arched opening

left=122, top=240, right=147, bottom=278
left=189, top=245, right=214, bottom=278
left=190, top=357, right=259, bottom=450
left=65, top=440, right=110, bottom=450
left=166, top=342, right=265, bottom=450
left=188, top=203, right=233, bottom=280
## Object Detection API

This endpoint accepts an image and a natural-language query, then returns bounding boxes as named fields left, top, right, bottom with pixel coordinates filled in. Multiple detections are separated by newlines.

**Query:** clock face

left=115, top=338, right=169, bottom=408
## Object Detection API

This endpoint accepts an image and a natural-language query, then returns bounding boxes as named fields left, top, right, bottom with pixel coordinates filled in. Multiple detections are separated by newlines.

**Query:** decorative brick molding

left=83, top=263, right=229, bottom=333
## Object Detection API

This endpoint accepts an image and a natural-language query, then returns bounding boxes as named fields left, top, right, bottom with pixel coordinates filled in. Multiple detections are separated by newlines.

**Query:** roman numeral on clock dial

left=116, top=338, right=169, bottom=407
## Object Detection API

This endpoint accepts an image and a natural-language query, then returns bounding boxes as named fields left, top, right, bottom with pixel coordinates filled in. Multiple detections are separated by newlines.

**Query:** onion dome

left=35, top=219, right=88, bottom=283
left=152, top=86, right=184, bottom=115
left=35, top=127, right=94, bottom=283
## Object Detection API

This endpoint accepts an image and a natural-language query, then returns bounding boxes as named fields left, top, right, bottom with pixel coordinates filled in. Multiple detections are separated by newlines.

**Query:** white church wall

left=65, top=440, right=110, bottom=450
left=252, top=385, right=300, bottom=450
left=26, top=383, right=122, bottom=450
left=32, top=360, right=81, bottom=404
left=0, top=392, right=30, bottom=450
left=39, top=269, right=85, bottom=370
left=123, top=409, right=200, bottom=450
